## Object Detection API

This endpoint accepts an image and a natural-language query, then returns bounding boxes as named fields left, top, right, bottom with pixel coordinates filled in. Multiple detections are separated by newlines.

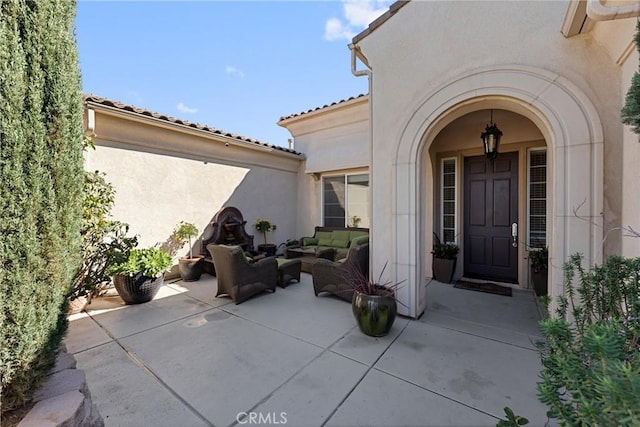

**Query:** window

left=322, top=173, right=369, bottom=228
left=528, top=149, right=547, bottom=247
left=441, top=158, right=457, bottom=243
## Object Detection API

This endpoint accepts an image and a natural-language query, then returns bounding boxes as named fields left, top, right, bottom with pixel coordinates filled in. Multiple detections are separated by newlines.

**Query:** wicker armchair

left=207, top=244, right=277, bottom=304
left=312, top=243, right=369, bottom=302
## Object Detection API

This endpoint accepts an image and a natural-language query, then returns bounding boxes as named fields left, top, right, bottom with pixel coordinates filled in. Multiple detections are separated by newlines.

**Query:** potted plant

left=174, top=221, right=204, bottom=282
left=347, top=264, right=405, bottom=337
left=529, top=246, right=548, bottom=296
left=432, top=237, right=459, bottom=284
left=254, top=218, right=277, bottom=256
left=108, top=247, right=172, bottom=304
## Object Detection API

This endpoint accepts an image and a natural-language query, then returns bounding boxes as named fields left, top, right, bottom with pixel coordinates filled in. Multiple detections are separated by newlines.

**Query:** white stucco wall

left=354, top=0, right=635, bottom=316
left=280, top=96, right=370, bottom=237
left=84, top=105, right=302, bottom=266
left=85, top=147, right=298, bottom=253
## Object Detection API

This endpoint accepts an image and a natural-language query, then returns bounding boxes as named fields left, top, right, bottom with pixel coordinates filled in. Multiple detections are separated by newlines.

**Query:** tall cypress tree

left=622, top=20, right=640, bottom=134
left=0, top=0, right=84, bottom=411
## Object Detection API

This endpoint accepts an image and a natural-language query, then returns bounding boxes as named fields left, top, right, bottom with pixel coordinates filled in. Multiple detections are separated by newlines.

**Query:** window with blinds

left=322, top=173, right=369, bottom=228
left=441, top=158, right=456, bottom=243
left=528, top=149, right=547, bottom=247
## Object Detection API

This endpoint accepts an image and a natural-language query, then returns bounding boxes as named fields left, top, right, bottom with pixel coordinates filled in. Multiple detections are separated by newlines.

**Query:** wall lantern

left=481, top=109, right=502, bottom=160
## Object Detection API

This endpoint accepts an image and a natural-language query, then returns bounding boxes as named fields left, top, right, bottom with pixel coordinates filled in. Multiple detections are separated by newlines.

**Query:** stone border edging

left=17, top=344, right=104, bottom=427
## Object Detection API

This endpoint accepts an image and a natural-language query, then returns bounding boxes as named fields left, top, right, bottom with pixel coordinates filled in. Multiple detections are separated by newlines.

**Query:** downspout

left=349, top=42, right=375, bottom=281
left=586, top=0, right=640, bottom=21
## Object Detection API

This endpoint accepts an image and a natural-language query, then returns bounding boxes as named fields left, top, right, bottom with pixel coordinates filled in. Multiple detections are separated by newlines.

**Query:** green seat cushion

left=331, top=230, right=351, bottom=241
left=331, top=239, right=349, bottom=248
left=302, top=237, right=318, bottom=246
left=315, top=231, right=332, bottom=247
left=350, top=230, right=368, bottom=240
left=350, top=235, right=369, bottom=246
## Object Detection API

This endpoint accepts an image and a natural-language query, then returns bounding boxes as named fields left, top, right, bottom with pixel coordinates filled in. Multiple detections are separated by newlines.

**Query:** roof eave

left=84, top=98, right=304, bottom=160
left=352, top=0, right=410, bottom=45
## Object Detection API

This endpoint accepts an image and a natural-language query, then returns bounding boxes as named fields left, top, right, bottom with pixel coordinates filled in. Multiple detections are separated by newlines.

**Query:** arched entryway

left=389, top=65, right=604, bottom=318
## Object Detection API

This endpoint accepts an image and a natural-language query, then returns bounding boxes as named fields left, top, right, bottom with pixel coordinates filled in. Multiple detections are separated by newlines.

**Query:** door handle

left=511, top=223, right=518, bottom=247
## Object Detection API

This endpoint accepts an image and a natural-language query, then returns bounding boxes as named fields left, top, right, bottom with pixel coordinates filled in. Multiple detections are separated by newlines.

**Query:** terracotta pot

left=433, top=257, right=457, bottom=284
left=178, top=255, right=204, bottom=282
left=352, top=290, right=397, bottom=337
left=113, top=273, right=163, bottom=304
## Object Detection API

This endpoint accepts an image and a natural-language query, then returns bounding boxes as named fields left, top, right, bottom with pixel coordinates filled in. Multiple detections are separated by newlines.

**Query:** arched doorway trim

left=390, top=65, right=604, bottom=318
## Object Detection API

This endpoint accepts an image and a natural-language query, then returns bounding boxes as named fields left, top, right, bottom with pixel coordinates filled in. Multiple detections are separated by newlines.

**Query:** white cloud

left=324, top=0, right=391, bottom=41
left=225, top=65, right=245, bottom=78
left=324, top=17, right=355, bottom=41
left=177, top=102, right=198, bottom=114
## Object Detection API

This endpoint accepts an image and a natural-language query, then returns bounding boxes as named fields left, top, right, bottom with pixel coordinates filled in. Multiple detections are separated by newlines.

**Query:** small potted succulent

left=254, top=218, right=277, bottom=256
left=174, top=221, right=204, bottom=282
left=432, top=236, right=459, bottom=284
left=108, top=247, right=172, bottom=304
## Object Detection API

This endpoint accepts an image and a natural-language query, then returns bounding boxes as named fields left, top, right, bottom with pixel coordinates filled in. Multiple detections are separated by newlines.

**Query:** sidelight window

left=441, top=158, right=457, bottom=243
left=528, top=149, right=547, bottom=247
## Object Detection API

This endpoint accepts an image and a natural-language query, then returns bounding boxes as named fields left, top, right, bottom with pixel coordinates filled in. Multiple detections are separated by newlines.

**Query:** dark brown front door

left=464, top=153, right=518, bottom=283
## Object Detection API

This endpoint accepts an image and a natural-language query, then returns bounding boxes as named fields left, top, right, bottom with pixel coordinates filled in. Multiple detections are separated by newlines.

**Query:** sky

left=75, top=0, right=392, bottom=147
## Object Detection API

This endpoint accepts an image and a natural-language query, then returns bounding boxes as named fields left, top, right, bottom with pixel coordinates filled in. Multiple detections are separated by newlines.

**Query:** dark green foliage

left=621, top=20, right=640, bottom=134
left=497, top=407, right=529, bottom=426
left=432, top=233, right=459, bottom=259
left=0, top=0, right=84, bottom=412
left=108, top=248, right=173, bottom=278
left=537, top=254, right=640, bottom=426
left=70, top=141, right=138, bottom=301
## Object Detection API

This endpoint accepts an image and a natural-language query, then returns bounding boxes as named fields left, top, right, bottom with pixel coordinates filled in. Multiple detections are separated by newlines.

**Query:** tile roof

left=83, top=94, right=302, bottom=156
left=352, top=1, right=409, bottom=44
left=278, top=93, right=368, bottom=122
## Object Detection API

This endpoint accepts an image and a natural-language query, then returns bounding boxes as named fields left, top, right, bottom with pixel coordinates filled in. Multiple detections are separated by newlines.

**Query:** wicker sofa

left=285, top=226, right=369, bottom=261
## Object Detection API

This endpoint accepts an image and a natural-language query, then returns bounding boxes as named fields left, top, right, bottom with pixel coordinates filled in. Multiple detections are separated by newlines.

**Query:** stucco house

left=85, top=0, right=640, bottom=319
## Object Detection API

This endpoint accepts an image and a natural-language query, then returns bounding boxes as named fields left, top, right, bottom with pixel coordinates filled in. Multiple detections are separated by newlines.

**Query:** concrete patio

left=66, top=273, right=548, bottom=427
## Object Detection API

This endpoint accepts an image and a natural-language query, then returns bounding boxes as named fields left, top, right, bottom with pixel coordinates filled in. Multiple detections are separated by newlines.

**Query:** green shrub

left=622, top=20, right=640, bottom=135
left=537, top=254, right=640, bottom=426
left=70, top=152, right=138, bottom=301
left=0, top=0, right=84, bottom=412
left=108, top=248, right=173, bottom=279
left=173, top=221, right=198, bottom=258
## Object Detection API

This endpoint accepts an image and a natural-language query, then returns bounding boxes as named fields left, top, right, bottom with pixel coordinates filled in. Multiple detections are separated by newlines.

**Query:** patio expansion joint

left=84, top=304, right=221, bottom=343
left=319, top=320, right=412, bottom=427
left=84, top=311, right=215, bottom=426
left=425, top=314, right=544, bottom=353
left=227, top=323, right=368, bottom=427
left=373, top=365, right=503, bottom=422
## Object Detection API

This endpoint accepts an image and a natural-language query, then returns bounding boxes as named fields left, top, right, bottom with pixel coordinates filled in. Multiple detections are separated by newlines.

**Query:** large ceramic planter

left=352, top=290, right=397, bottom=337
left=113, top=273, right=164, bottom=304
left=531, top=267, right=548, bottom=296
left=178, top=255, right=204, bottom=282
left=433, top=257, right=457, bottom=284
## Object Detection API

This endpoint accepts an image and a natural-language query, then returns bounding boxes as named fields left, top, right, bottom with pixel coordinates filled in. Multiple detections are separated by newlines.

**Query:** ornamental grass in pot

left=347, top=263, right=405, bottom=337
left=108, top=247, right=172, bottom=304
